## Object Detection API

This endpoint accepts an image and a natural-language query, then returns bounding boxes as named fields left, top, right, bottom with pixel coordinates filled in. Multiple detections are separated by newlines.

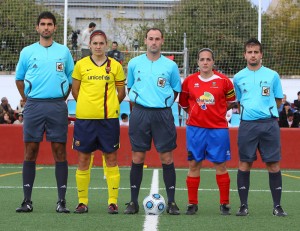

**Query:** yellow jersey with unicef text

left=72, top=56, right=125, bottom=119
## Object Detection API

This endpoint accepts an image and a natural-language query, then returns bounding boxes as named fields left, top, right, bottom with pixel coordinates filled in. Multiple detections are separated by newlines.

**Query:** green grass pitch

left=0, top=165, right=299, bottom=231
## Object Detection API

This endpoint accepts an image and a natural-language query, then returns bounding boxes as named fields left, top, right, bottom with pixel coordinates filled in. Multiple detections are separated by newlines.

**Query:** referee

left=124, top=28, right=182, bottom=215
left=15, top=11, right=74, bottom=213
left=233, top=38, right=287, bottom=217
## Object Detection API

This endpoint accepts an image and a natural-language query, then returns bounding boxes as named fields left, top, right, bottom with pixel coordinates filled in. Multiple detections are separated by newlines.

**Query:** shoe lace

left=187, top=205, right=195, bottom=211
left=221, top=204, right=230, bottom=209
left=109, top=204, right=117, bottom=210
left=58, top=200, right=66, bottom=206
left=77, top=203, right=86, bottom=209
left=22, top=200, right=32, bottom=206
left=125, top=202, right=134, bottom=206
left=170, top=202, right=179, bottom=210
left=241, top=204, right=247, bottom=209
left=275, top=205, right=283, bottom=213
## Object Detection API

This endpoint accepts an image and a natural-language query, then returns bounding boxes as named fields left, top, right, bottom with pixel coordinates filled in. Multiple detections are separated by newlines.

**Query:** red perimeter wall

left=0, top=125, right=299, bottom=169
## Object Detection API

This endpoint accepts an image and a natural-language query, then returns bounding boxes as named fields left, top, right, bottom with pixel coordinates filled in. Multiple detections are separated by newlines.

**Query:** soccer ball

left=143, top=193, right=166, bottom=215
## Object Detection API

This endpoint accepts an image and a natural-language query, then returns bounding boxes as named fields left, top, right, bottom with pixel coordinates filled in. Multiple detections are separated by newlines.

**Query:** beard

left=40, top=31, right=53, bottom=39
left=41, top=34, right=52, bottom=39
left=249, top=61, right=259, bottom=66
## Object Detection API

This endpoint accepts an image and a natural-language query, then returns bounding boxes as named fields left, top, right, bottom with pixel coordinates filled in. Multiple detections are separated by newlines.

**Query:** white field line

left=143, top=169, right=159, bottom=231
left=1, top=165, right=299, bottom=173
left=0, top=186, right=300, bottom=193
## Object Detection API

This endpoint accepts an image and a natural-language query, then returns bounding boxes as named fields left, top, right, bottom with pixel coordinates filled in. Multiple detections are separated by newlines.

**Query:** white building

left=37, top=0, right=180, bottom=45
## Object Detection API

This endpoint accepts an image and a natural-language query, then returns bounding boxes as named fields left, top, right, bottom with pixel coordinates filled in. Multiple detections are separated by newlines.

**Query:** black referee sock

left=162, top=163, right=176, bottom=204
left=22, top=161, right=36, bottom=201
left=237, top=169, right=250, bottom=206
left=130, top=162, right=144, bottom=205
left=269, top=171, right=282, bottom=207
left=55, top=161, right=68, bottom=201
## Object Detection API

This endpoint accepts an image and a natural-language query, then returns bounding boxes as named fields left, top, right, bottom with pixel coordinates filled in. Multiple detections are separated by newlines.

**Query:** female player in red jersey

left=179, top=48, right=236, bottom=215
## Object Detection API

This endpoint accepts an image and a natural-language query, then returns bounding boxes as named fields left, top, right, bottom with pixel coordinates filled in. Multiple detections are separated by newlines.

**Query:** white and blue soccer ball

left=143, top=193, right=166, bottom=215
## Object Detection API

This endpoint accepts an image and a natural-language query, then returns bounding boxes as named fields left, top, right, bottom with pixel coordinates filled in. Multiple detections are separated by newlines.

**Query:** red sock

left=216, top=172, right=230, bottom=204
left=186, top=176, right=200, bottom=205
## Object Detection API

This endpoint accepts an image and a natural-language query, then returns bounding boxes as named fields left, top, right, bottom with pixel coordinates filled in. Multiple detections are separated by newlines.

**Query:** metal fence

left=0, top=0, right=299, bottom=76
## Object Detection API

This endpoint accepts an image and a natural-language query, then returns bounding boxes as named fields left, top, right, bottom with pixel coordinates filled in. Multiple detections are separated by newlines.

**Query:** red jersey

left=179, top=70, right=235, bottom=128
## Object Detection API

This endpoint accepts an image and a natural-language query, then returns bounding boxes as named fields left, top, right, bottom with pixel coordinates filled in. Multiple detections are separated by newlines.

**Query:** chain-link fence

left=0, top=0, right=299, bottom=77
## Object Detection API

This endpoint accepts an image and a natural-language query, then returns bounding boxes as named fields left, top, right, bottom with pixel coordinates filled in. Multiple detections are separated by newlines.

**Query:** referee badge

left=157, top=77, right=166, bottom=88
left=262, top=86, right=270, bottom=96
left=56, top=62, right=64, bottom=72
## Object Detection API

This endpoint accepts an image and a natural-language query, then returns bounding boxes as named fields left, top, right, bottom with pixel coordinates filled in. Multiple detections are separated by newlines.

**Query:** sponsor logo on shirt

left=196, top=91, right=215, bottom=110
left=88, top=75, right=110, bottom=80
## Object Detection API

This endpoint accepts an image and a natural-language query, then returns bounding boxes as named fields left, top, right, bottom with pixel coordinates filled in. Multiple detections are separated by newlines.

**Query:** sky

left=250, top=0, right=272, bottom=11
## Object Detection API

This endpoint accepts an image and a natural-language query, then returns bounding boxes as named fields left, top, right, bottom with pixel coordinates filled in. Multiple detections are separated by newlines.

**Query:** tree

left=159, top=0, right=258, bottom=75
left=262, top=0, right=300, bottom=75
left=0, top=0, right=66, bottom=71
left=104, top=5, right=164, bottom=66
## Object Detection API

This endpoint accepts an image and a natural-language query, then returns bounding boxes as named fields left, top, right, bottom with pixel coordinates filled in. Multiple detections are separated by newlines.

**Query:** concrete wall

left=0, top=126, right=299, bottom=169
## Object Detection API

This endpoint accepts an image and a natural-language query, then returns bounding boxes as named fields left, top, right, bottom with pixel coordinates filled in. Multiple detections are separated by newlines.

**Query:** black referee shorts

left=129, top=104, right=177, bottom=153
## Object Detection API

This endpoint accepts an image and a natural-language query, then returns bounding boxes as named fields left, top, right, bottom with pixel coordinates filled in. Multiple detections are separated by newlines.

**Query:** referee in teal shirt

left=233, top=38, right=287, bottom=217
left=15, top=11, right=74, bottom=213
left=124, top=28, right=181, bottom=215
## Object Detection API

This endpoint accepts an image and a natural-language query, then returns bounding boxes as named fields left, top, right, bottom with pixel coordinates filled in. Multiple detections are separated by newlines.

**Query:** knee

left=215, top=164, right=227, bottom=175
left=24, top=143, right=39, bottom=161
left=189, top=164, right=199, bottom=173
left=266, top=162, right=280, bottom=173
left=52, top=143, right=67, bottom=162
left=24, top=154, right=36, bottom=161
left=105, top=153, right=118, bottom=167
left=78, top=154, right=91, bottom=170
left=132, top=152, right=146, bottom=164
left=54, top=151, right=67, bottom=162
left=160, top=152, right=173, bottom=165
left=161, top=159, right=173, bottom=165
left=188, top=161, right=201, bottom=177
left=24, top=150, right=38, bottom=161
left=188, top=168, right=199, bottom=177
left=238, top=161, right=252, bottom=171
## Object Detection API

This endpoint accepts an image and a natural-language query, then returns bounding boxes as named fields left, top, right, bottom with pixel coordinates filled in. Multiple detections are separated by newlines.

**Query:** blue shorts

left=73, top=119, right=120, bottom=153
left=186, top=126, right=231, bottom=163
left=23, top=98, right=68, bottom=143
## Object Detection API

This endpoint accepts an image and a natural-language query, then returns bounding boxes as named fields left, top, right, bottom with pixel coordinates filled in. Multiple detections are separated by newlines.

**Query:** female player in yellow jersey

left=71, top=30, right=126, bottom=214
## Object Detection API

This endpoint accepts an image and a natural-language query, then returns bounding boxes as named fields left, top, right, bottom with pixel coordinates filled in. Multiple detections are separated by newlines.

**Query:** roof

left=37, top=0, right=180, bottom=4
